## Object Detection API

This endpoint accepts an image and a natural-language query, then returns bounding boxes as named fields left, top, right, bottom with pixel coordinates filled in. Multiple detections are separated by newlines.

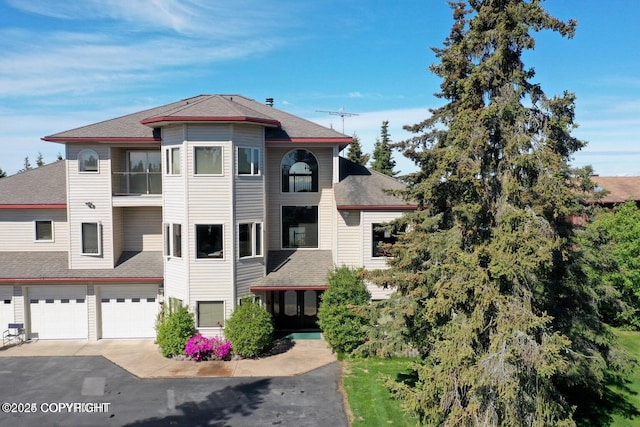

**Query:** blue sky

left=1, top=0, right=639, bottom=176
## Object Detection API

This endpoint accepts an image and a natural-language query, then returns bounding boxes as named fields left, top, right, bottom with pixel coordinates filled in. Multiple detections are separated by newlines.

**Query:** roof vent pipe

left=265, top=98, right=274, bottom=107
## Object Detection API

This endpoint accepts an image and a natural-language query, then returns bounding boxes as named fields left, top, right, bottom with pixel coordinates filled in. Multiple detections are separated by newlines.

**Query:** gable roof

left=0, top=161, right=66, bottom=207
left=43, top=95, right=350, bottom=143
left=590, top=176, right=640, bottom=204
left=335, top=157, right=416, bottom=210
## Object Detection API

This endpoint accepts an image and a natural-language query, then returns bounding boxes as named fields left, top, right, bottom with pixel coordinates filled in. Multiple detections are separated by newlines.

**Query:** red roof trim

left=0, top=204, right=67, bottom=209
left=337, top=205, right=417, bottom=211
left=250, top=286, right=328, bottom=292
left=42, top=137, right=159, bottom=143
left=267, top=137, right=352, bottom=143
left=140, top=116, right=281, bottom=127
left=0, top=277, right=162, bottom=284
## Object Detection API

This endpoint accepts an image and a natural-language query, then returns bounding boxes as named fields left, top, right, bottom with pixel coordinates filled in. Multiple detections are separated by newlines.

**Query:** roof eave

left=42, top=137, right=159, bottom=143
left=140, top=116, right=281, bottom=128
left=0, top=204, right=67, bottom=209
left=336, top=205, right=417, bottom=211
left=0, top=277, right=163, bottom=284
left=267, top=137, right=352, bottom=144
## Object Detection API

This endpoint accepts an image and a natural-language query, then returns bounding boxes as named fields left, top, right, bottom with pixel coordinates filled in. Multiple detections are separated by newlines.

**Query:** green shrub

left=155, top=301, right=196, bottom=358
left=318, top=266, right=371, bottom=355
left=225, top=298, right=274, bottom=358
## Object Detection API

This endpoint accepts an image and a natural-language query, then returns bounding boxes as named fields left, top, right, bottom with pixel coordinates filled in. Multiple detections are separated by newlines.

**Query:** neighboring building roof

left=43, top=95, right=350, bottom=143
left=250, top=250, right=334, bottom=291
left=335, top=157, right=416, bottom=210
left=590, top=176, right=640, bottom=204
left=0, top=251, right=163, bottom=283
left=0, top=161, right=66, bottom=207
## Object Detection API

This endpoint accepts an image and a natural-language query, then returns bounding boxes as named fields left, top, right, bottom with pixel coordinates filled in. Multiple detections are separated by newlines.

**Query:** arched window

left=281, top=149, right=318, bottom=192
left=78, top=149, right=99, bottom=173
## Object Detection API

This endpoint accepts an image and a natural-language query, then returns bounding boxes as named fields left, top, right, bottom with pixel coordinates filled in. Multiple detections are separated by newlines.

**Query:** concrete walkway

left=0, top=338, right=337, bottom=379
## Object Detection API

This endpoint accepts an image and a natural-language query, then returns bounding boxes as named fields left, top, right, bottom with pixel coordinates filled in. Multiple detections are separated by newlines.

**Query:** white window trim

left=81, top=222, right=102, bottom=256
left=195, top=223, right=225, bottom=260
left=193, top=145, right=224, bottom=176
left=280, top=205, right=320, bottom=250
left=165, top=147, right=181, bottom=176
left=237, top=146, right=260, bottom=176
left=164, top=223, right=182, bottom=259
left=238, top=222, right=263, bottom=259
left=34, top=219, right=54, bottom=243
left=280, top=148, right=319, bottom=194
left=196, top=300, right=226, bottom=328
left=78, top=149, right=99, bottom=174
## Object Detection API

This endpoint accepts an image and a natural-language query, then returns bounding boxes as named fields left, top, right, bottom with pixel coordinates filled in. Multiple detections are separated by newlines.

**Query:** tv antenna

left=316, top=108, right=359, bottom=134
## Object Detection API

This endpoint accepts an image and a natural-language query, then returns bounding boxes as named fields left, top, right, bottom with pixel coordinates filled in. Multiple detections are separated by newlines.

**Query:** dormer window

left=78, top=149, right=99, bottom=173
left=281, top=149, right=318, bottom=192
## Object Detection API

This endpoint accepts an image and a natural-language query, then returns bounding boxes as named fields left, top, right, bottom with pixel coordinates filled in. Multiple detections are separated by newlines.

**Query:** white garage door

left=0, top=286, right=14, bottom=332
left=29, top=286, right=88, bottom=340
left=100, top=285, right=159, bottom=339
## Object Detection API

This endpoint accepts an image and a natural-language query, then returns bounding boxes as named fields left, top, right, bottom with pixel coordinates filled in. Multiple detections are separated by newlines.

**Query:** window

left=238, top=147, right=260, bottom=175
left=196, top=224, right=223, bottom=258
left=281, top=149, right=318, bottom=192
left=78, top=149, right=99, bottom=173
left=197, top=301, right=225, bottom=327
left=194, top=146, right=222, bottom=175
left=165, top=223, right=182, bottom=258
left=282, top=206, right=318, bottom=248
left=372, top=223, right=398, bottom=257
left=239, top=222, right=263, bottom=258
left=166, top=147, right=181, bottom=175
left=34, top=220, right=53, bottom=242
left=81, top=222, right=101, bottom=255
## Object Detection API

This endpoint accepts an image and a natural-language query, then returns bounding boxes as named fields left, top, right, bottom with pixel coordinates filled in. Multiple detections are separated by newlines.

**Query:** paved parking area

left=0, top=356, right=348, bottom=426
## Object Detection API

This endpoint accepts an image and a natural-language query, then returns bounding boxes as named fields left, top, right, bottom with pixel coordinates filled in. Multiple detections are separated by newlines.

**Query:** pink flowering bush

left=184, top=334, right=232, bottom=361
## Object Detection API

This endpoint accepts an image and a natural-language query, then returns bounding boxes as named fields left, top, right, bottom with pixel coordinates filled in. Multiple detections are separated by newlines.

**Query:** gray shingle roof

left=44, top=95, right=349, bottom=142
left=590, top=176, right=640, bottom=204
left=0, top=251, right=163, bottom=281
left=0, top=161, right=66, bottom=205
left=335, top=157, right=414, bottom=209
left=251, top=250, right=334, bottom=289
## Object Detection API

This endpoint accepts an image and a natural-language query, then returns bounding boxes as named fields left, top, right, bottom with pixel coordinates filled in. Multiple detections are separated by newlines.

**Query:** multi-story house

left=0, top=95, right=414, bottom=340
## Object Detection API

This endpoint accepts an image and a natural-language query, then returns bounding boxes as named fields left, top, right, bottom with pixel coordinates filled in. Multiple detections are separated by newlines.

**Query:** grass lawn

left=341, top=357, right=419, bottom=426
left=611, top=330, right=640, bottom=426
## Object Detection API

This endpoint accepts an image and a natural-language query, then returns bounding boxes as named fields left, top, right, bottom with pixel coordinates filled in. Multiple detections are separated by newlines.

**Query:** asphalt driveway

left=0, top=356, right=348, bottom=426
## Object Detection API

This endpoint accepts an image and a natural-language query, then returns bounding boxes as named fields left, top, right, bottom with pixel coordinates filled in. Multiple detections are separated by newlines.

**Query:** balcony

left=112, top=171, right=162, bottom=207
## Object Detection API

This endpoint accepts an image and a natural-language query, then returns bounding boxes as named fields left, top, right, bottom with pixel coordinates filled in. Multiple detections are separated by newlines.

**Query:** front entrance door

left=270, top=290, right=322, bottom=330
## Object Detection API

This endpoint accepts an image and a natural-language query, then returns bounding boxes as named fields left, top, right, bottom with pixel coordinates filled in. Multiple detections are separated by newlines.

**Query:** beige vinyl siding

left=87, top=284, right=97, bottom=340
left=236, top=258, right=264, bottom=297
left=184, top=125, right=234, bottom=322
left=112, top=207, right=123, bottom=261
left=362, top=211, right=407, bottom=270
left=121, top=207, right=162, bottom=251
left=66, top=144, right=114, bottom=269
left=265, top=146, right=335, bottom=251
left=13, top=286, right=24, bottom=325
left=335, top=210, right=362, bottom=267
left=0, top=209, right=68, bottom=251
left=186, top=124, right=232, bottom=142
left=162, top=125, right=189, bottom=302
left=234, top=124, right=265, bottom=223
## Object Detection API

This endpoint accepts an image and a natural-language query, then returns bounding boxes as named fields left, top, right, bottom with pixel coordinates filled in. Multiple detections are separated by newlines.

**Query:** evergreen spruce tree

left=0, top=168, right=6, bottom=178
left=20, top=156, right=32, bottom=173
left=347, top=133, right=370, bottom=166
left=370, top=2, right=623, bottom=425
left=371, top=121, right=397, bottom=176
left=36, top=152, right=45, bottom=167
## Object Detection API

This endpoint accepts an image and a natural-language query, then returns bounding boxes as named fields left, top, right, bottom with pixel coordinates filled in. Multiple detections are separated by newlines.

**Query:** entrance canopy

left=250, top=250, right=334, bottom=291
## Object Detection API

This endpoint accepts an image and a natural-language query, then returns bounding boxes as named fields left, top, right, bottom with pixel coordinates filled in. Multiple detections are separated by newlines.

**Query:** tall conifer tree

left=371, top=121, right=397, bottom=176
left=371, top=1, right=622, bottom=424
left=347, top=133, right=370, bottom=166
